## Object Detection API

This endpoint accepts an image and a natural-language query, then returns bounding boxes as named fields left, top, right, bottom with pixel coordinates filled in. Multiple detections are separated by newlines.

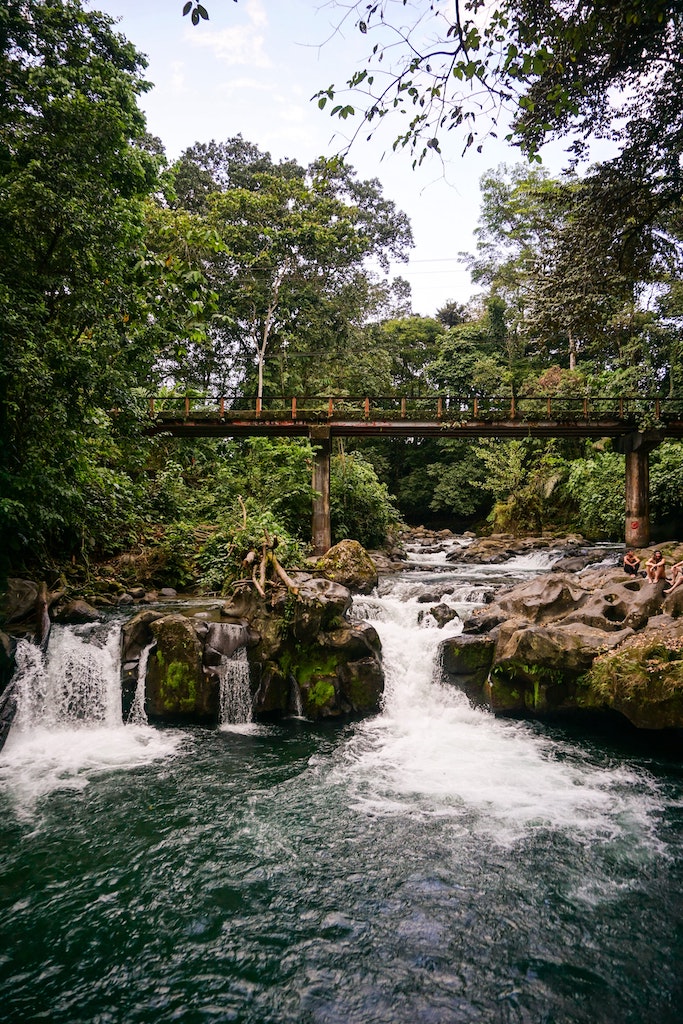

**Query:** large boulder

left=439, top=634, right=495, bottom=707
left=315, top=540, right=378, bottom=594
left=1, top=579, right=38, bottom=625
left=450, top=561, right=683, bottom=731
left=577, top=617, right=683, bottom=730
left=146, top=614, right=215, bottom=722
left=223, top=578, right=383, bottom=721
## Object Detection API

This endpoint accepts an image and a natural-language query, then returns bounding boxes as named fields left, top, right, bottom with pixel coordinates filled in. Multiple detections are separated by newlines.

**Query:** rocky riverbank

left=3, top=533, right=683, bottom=736
left=0, top=541, right=385, bottom=727
left=440, top=541, right=683, bottom=733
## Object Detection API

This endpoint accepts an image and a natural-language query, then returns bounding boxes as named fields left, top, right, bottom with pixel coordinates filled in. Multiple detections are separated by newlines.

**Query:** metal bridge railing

left=147, top=393, right=683, bottom=423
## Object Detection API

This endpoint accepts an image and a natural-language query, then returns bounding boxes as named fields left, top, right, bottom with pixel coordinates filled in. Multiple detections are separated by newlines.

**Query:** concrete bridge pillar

left=618, top=432, right=661, bottom=547
left=310, top=426, right=331, bottom=555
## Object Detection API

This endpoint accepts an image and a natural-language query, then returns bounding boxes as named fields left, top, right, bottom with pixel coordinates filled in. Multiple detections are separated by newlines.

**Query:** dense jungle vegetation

left=2, top=1, right=683, bottom=594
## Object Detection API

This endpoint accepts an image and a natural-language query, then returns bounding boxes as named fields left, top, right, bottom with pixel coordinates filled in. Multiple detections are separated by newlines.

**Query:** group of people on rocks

left=623, top=549, right=683, bottom=595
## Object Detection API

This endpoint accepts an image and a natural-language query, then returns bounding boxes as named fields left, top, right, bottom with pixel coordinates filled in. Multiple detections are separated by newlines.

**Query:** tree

left=465, top=164, right=681, bottom=376
left=316, top=2, right=683, bottom=178
left=0, top=0, right=161, bottom=570
left=169, top=144, right=413, bottom=400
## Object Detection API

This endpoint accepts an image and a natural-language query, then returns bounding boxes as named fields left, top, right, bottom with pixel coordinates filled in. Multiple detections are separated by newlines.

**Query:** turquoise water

left=1, top=553, right=682, bottom=1023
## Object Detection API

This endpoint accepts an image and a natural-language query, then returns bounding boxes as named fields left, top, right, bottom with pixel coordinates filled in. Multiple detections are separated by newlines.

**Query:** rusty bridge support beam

left=617, top=432, right=662, bottom=548
left=310, top=426, right=331, bottom=555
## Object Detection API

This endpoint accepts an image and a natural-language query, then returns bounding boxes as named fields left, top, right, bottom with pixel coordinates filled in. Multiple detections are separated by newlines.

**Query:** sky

left=91, top=0, right=565, bottom=316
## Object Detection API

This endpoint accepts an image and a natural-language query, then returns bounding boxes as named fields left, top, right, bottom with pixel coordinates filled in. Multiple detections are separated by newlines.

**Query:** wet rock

left=429, top=603, right=459, bottom=628
left=52, top=599, right=100, bottom=624
left=146, top=614, right=215, bottom=722
left=315, top=540, right=378, bottom=594
left=439, top=634, right=495, bottom=707
left=458, top=560, right=683, bottom=730
left=121, top=609, right=164, bottom=663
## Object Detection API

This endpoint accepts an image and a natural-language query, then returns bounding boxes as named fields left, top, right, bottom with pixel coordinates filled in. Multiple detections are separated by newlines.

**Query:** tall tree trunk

left=568, top=328, right=577, bottom=370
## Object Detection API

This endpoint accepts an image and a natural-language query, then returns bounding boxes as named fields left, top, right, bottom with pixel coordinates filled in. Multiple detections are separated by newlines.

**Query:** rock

left=1, top=579, right=38, bottom=624
left=0, top=631, right=15, bottom=692
left=202, top=621, right=252, bottom=668
left=439, top=635, right=495, bottom=707
left=159, top=587, right=177, bottom=598
left=146, top=614, right=215, bottom=721
left=121, top=609, right=164, bottom=663
left=456, top=562, right=683, bottom=730
left=52, top=599, right=100, bottom=624
left=580, top=621, right=683, bottom=729
left=550, top=553, right=602, bottom=572
left=429, top=603, right=459, bottom=628
left=315, top=540, right=378, bottom=594
left=338, top=657, right=384, bottom=712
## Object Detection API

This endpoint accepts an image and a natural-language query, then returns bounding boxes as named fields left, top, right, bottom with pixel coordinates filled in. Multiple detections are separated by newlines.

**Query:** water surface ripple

left=1, top=549, right=682, bottom=1023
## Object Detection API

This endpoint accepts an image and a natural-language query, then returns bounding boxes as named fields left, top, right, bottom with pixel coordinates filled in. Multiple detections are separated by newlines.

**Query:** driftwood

left=241, top=531, right=299, bottom=599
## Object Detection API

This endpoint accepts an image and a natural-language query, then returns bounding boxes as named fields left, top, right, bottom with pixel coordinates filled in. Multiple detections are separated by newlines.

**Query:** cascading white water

left=346, top=549, right=659, bottom=849
left=219, top=646, right=253, bottom=725
left=126, top=641, right=154, bottom=725
left=13, top=621, right=123, bottom=729
left=289, top=675, right=305, bottom=719
left=1, top=621, right=181, bottom=812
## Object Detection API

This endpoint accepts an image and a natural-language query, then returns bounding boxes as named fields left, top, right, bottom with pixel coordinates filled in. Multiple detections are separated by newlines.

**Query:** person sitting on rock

left=645, top=550, right=667, bottom=583
left=623, top=550, right=641, bottom=576
left=663, top=560, right=683, bottom=596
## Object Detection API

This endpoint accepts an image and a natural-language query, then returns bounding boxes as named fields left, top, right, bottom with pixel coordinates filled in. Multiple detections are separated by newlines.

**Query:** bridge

left=146, top=393, right=683, bottom=553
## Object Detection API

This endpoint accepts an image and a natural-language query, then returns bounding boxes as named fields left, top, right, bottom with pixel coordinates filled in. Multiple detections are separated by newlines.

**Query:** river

left=1, top=542, right=682, bottom=1023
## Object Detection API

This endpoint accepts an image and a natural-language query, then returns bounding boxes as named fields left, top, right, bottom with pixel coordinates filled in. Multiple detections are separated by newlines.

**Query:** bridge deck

left=146, top=394, right=683, bottom=440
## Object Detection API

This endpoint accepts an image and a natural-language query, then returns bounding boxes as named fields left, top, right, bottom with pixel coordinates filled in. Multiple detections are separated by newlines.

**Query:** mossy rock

left=315, top=540, right=378, bottom=595
left=146, top=614, right=216, bottom=722
left=580, top=633, right=683, bottom=729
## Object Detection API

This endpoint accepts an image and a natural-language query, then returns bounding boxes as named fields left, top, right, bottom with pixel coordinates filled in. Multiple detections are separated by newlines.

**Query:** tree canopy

left=315, top=2, right=683, bottom=178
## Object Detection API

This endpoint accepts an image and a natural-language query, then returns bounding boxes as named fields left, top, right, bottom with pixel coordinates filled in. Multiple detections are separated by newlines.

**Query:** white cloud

left=189, top=0, right=271, bottom=69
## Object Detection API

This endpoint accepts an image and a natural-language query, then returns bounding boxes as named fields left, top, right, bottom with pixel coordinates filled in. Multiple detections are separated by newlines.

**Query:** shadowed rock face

left=120, top=573, right=384, bottom=724
left=440, top=566, right=683, bottom=731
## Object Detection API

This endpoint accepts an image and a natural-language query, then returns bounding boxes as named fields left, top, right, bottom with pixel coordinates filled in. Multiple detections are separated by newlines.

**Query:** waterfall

left=126, top=641, right=154, bottom=725
left=345, top=547, right=658, bottom=846
left=13, top=621, right=123, bottom=730
left=289, top=674, right=305, bottom=719
left=219, top=646, right=253, bottom=725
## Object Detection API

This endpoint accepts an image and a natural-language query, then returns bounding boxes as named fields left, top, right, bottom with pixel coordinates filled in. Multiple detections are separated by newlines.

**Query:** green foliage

left=196, top=502, right=308, bottom=595
left=567, top=450, right=626, bottom=539
left=331, top=450, right=402, bottom=548
left=587, top=641, right=683, bottom=703
left=427, top=441, right=489, bottom=518
left=0, top=0, right=161, bottom=573
left=650, top=444, right=683, bottom=524
left=479, top=439, right=576, bottom=535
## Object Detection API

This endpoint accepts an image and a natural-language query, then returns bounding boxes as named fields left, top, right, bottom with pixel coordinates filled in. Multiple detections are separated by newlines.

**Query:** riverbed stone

left=315, top=540, right=378, bottom=594
left=146, top=614, right=215, bottom=721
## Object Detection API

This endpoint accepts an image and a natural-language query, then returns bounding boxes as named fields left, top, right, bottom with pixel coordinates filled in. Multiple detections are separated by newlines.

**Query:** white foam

left=345, top=570, right=662, bottom=850
left=0, top=723, right=184, bottom=818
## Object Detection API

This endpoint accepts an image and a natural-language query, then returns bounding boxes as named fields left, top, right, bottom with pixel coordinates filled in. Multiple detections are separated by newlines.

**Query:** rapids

left=0, top=543, right=682, bottom=1023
